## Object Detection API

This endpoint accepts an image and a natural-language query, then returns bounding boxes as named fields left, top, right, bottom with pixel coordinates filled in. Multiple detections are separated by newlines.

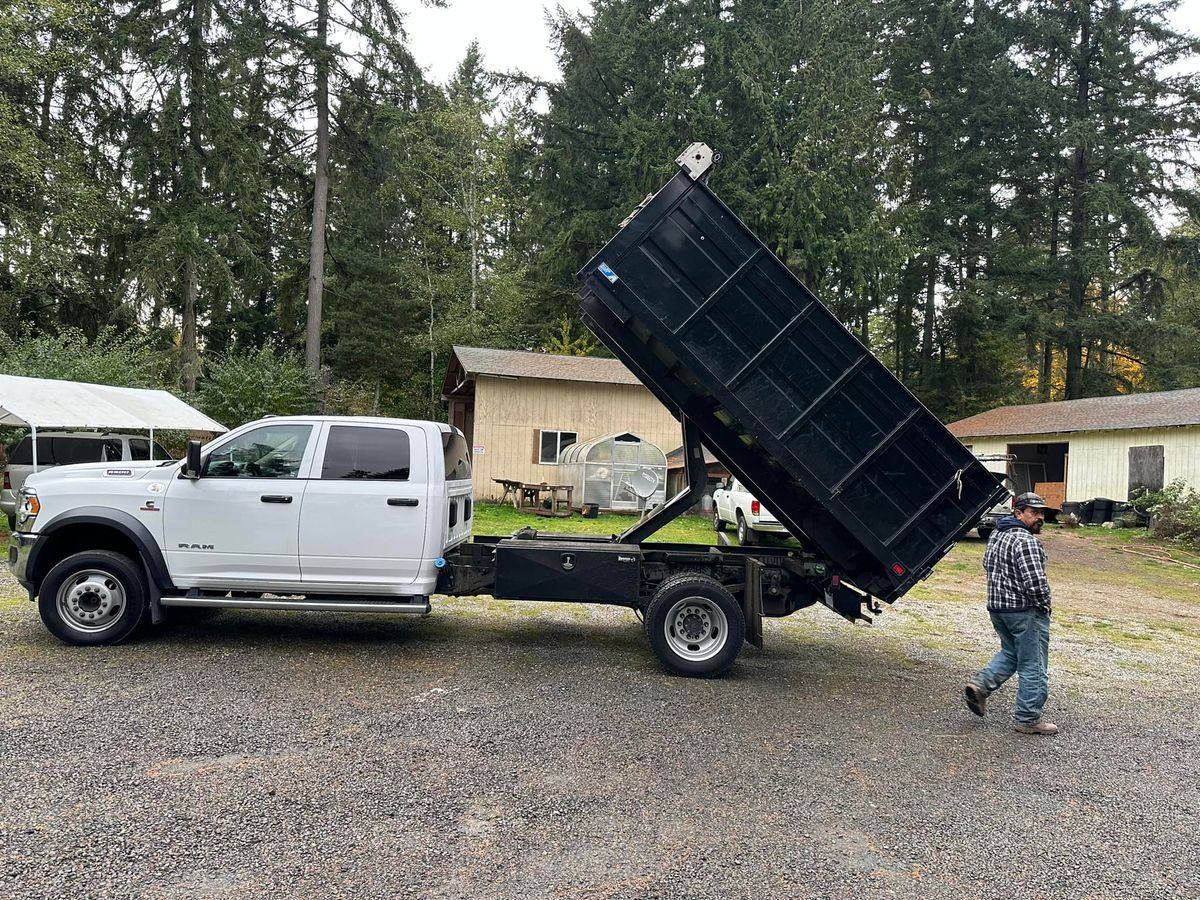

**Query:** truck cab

left=10, top=416, right=472, bottom=645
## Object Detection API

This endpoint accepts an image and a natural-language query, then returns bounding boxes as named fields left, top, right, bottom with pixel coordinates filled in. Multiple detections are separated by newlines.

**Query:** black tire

left=6, top=513, right=15, bottom=532
left=713, top=509, right=728, bottom=533
left=645, top=573, right=745, bottom=678
left=736, top=512, right=755, bottom=546
left=977, top=525, right=994, bottom=541
left=38, top=550, right=150, bottom=646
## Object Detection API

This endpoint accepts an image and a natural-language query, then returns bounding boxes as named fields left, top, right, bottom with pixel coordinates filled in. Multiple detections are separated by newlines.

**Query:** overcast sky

left=403, top=0, right=592, bottom=85
left=404, top=0, right=1200, bottom=86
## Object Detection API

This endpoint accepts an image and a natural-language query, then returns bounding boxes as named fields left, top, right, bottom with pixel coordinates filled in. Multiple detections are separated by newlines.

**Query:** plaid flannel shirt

left=982, top=523, right=1051, bottom=613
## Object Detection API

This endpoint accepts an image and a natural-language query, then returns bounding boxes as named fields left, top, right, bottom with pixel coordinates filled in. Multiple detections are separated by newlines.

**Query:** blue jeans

left=971, top=609, right=1051, bottom=724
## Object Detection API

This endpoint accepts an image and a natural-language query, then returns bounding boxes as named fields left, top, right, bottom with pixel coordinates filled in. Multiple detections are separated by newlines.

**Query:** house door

left=1128, top=445, right=1164, bottom=499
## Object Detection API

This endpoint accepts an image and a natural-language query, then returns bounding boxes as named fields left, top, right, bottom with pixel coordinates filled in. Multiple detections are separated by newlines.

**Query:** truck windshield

left=442, top=432, right=472, bottom=481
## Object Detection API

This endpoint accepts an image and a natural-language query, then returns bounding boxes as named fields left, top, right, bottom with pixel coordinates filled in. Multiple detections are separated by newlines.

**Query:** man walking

left=964, top=492, right=1058, bottom=735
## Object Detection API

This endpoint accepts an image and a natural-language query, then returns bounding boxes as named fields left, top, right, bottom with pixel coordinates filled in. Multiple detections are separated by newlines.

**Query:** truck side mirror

left=182, top=440, right=203, bottom=479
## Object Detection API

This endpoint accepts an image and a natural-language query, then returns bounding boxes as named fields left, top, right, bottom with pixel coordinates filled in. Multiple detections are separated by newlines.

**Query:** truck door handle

left=260, top=495, right=293, bottom=503
left=387, top=498, right=419, bottom=507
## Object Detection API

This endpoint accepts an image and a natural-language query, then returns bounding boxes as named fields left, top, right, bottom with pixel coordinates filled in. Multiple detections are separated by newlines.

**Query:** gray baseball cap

left=1014, top=491, right=1056, bottom=511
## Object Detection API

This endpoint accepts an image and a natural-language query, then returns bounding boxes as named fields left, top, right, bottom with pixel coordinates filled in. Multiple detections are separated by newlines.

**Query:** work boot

left=1013, top=720, right=1058, bottom=735
left=963, top=682, right=987, bottom=717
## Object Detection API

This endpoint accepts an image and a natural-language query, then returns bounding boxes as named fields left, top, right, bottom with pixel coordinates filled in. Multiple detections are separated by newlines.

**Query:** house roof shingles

left=948, top=388, right=1200, bottom=438
left=450, top=346, right=642, bottom=386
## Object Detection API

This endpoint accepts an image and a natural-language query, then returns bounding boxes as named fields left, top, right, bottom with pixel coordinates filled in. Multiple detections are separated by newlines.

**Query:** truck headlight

left=18, top=489, right=39, bottom=525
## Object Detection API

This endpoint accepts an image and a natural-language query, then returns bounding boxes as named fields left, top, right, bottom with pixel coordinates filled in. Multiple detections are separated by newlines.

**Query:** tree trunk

left=181, top=255, right=199, bottom=393
left=1064, top=3, right=1091, bottom=401
left=920, top=254, right=936, bottom=381
left=426, top=257, right=437, bottom=418
left=1039, top=341, right=1053, bottom=402
left=469, top=149, right=479, bottom=314
left=305, top=0, right=331, bottom=377
left=180, top=0, right=206, bottom=395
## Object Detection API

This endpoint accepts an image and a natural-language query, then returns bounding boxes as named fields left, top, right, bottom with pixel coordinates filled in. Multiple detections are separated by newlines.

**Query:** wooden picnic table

left=493, top=479, right=574, bottom=517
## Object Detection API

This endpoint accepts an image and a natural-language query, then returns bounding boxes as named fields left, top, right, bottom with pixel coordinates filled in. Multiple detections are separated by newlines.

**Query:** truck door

left=163, top=422, right=315, bottom=587
left=298, top=423, right=428, bottom=589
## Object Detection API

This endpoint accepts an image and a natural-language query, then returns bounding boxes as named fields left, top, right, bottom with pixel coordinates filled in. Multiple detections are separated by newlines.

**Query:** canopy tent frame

left=1, top=374, right=226, bottom=473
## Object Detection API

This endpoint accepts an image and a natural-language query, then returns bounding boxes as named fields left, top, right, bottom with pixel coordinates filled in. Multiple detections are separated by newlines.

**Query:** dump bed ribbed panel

left=578, top=167, right=1006, bottom=602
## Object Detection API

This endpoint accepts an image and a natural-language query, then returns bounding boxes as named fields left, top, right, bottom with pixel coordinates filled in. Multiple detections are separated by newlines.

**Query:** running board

left=160, top=595, right=431, bottom=615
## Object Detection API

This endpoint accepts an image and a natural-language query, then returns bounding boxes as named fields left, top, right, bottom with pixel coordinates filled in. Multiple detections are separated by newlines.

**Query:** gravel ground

left=1, top=532, right=1198, bottom=899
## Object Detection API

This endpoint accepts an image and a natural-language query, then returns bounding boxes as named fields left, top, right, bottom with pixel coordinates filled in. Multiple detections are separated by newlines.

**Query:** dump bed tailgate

left=578, top=151, right=1006, bottom=604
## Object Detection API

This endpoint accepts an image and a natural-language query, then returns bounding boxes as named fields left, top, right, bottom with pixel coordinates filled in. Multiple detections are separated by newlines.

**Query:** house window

left=539, top=429, right=577, bottom=464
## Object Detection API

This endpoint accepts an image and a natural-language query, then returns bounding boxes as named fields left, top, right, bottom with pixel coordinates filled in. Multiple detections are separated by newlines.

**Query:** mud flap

left=743, top=557, right=764, bottom=649
left=144, top=559, right=166, bottom=625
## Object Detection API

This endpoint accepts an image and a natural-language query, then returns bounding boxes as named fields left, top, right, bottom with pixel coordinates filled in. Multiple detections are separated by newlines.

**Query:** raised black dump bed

left=578, top=144, right=1006, bottom=608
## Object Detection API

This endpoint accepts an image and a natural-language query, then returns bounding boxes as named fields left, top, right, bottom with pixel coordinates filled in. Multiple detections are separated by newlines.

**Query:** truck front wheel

left=645, top=574, right=745, bottom=678
left=38, top=550, right=150, bottom=646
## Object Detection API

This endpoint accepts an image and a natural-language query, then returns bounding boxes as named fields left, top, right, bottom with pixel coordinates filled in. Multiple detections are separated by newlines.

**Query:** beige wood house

left=442, top=347, right=681, bottom=501
left=948, top=388, right=1200, bottom=503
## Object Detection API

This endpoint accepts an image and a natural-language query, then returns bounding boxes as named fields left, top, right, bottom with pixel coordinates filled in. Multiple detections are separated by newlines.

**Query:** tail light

left=2, top=472, right=9, bottom=490
left=750, top=500, right=760, bottom=515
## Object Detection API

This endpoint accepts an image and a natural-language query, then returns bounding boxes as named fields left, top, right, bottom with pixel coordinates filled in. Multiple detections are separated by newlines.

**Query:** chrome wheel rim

left=664, top=595, right=728, bottom=662
left=56, top=569, right=126, bottom=633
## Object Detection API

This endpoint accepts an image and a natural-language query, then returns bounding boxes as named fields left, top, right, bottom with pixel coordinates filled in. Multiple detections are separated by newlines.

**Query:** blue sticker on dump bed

left=598, top=262, right=619, bottom=283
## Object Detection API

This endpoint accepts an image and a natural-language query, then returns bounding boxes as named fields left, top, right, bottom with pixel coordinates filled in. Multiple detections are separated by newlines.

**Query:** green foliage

left=1138, top=480, right=1200, bottom=549
left=0, top=326, right=163, bottom=387
left=542, top=318, right=598, bottom=356
left=197, top=344, right=319, bottom=428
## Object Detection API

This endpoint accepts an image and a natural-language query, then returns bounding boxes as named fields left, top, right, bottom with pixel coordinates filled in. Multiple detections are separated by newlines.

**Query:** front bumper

left=8, top=531, right=37, bottom=594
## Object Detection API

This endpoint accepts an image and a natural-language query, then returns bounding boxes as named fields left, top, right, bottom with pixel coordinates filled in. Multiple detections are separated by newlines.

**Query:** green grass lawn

left=471, top=501, right=716, bottom=543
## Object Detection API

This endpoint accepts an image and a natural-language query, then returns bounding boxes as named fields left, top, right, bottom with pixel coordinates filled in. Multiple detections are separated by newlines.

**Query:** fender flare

left=28, top=506, right=175, bottom=593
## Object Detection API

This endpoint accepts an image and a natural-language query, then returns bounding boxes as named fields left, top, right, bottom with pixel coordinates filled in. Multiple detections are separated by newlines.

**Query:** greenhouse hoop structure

left=557, top=432, right=668, bottom=512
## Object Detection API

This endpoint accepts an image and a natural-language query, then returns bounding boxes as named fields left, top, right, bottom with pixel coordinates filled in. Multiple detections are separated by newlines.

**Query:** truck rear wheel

left=38, top=550, right=149, bottom=646
left=977, top=525, right=994, bottom=541
left=736, top=512, right=756, bottom=546
left=645, top=574, right=745, bottom=678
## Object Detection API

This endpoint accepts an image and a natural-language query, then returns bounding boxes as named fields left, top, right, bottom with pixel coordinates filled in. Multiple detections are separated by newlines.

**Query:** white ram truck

left=9, top=416, right=474, bottom=645
left=712, top=477, right=788, bottom=545
left=8, top=412, right=842, bottom=678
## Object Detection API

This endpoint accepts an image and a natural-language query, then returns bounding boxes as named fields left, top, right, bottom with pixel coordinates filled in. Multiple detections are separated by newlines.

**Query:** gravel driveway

left=1, top=532, right=1197, bottom=899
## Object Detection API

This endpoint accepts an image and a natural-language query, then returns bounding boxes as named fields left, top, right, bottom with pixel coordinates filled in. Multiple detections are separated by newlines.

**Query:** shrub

left=0, top=325, right=164, bottom=387
left=198, top=343, right=319, bottom=428
left=1137, top=480, right=1200, bottom=549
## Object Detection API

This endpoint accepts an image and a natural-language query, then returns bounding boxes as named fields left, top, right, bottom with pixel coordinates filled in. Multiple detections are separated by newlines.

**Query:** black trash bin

left=1089, top=498, right=1116, bottom=524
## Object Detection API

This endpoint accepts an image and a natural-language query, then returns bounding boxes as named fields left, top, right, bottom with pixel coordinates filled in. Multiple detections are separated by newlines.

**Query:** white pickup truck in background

left=712, top=477, right=788, bottom=545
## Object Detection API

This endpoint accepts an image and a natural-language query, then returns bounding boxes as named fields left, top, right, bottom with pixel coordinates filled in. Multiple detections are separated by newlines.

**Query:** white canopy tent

left=0, top=374, right=227, bottom=471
